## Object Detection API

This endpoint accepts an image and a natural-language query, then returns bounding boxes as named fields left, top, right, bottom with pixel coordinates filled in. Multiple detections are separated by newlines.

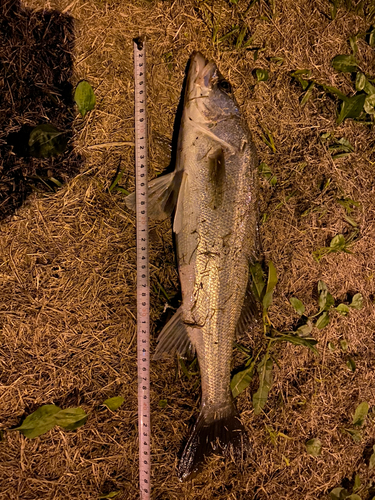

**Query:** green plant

left=231, top=266, right=364, bottom=413
left=231, top=262, right=318, bottom=413
left=291, top=30, right=375, bottom=125
left=9, top=405, right=88, bottom=439
left=74, top=80, right=96, bottom=118
left=313, top=233, right=357, bottom=262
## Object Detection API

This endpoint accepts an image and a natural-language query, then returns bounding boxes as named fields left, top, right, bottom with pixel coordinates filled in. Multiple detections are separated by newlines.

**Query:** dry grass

left=1, top=0, right=375, bottom=498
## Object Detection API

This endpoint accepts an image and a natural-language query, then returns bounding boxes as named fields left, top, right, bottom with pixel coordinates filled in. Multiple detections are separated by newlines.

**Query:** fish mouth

left=186, top=52, right=217, bottom=101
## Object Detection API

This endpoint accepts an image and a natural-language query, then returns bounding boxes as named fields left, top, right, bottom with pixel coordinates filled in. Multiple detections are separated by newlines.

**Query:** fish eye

left=218, top=79, right=232, bottom=93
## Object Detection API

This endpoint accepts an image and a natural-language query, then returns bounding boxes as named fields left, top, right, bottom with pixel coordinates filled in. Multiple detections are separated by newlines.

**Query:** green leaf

left=50, top=177, right=63, bottom=188
left=262, top=262, right=277, bottom=311
left=332, top=152, right=352, bottom=161
left=344, top=428, right=362, bottom=442
left=337, top=197, right=360, bottom=214
left=364, top=79, right=375, bottom=95
left=256, top=69, right=269, bottom=82
left=349, top=36, right=358, bottom=55
left=347, top=495, right=362, bottom=500
left=336, top=304, right=350, bottom=316
left=343, top=214, right=358, bottom=227
left=231, top=359, right=256, bottom=398
left=353, top=401, right=369, bottom=426
left=253, top=355, right=273, bottom=415
left=250, top=262, right=265, bottom=301
left=54, top=407, right=88, bottom=430
left=12, top=405, right=61, bottom=439
left=325, top=293, right=335, bottom=310
left=290, top=297, right=305, bottom=316
left=369, top=444, right=375, bottom=469
left=234, top=343, right=252, bottom=356
left=272, top=334, right=318, bottom=354
left=99, top=492, right=120, bottom=499
left=328, top=341, right=335, bottom=351
left=103, top=396, right=125, bottom=411
left=320, top=84, right=348, bottom=101
left=321, top=131, right=331, bottom=140
left=158, top=399, right=168, bottom=408
left=340, top=339, right=348, bottom=351
left=270, top=56, right=284, bottom=65
left=216, top=26, right=239, bottom=44
left=316, top=312, right=330, bottom=329
left=353, top=473, right=361, bottom=491
left=364, top=94, right=375, bottom=114
left=301, top=82, right=315, bottom=106
left=356, top=72, right=367, bottom=91
left=306, top=437, right=322, bottom=456
left=331, top=54, right=359, bottom=73
left=28, top=124, right=67, bottom=158
left=235, top=25, right=251, bottom=50
left=346, top=357, right=356, bottom=372
left=337, top=94, right=367, bottom=125
left=178, top=357, right=198, bottom=379
left=330, top=487, right=349, bottom=500
left=259, top=162, right=276, bottom=185
left=291, top=70, right=311, bottom=90
left=367, top=27, right=375, bottom=47
left=109, top=171, right=124, bottom=193
left=337, top=137, right=353, bottom=148
left=74, top=80, right=96, bottom=118
left=330, top=137, right=354, bottom=154
left=295, top=322, right=313, bottom=337
left=292, top=75, right=310, bottom=91
left=291, top=69, right=311, bottom=76
left=261, top=130, right=276, bottom=153
left=259, top=162, right=271, bottom=177
left=330, top=234, right=346, bottom=251
left=350, top=293, right=363, bottom=310
left=318, top=281, right=329, bottom=311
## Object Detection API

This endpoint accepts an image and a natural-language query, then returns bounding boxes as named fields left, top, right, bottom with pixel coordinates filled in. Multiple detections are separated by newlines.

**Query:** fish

left=126, top=52, right=259, bottom=480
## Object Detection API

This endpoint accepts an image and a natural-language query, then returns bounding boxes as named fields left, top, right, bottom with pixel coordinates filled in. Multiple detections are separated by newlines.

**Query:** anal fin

left=153, top=306, right=193, bottom=360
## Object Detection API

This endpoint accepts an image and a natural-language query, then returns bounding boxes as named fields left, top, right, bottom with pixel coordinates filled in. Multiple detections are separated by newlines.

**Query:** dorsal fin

left=236, top=273, right=260, bottom=338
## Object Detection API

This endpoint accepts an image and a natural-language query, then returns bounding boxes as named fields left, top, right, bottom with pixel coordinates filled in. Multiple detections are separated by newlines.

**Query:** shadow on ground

left=0, top=0, right=83, bottom=221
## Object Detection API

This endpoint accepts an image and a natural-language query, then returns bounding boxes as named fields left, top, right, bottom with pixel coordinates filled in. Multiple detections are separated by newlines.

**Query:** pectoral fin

left=125, top=170, right=183, bottom=220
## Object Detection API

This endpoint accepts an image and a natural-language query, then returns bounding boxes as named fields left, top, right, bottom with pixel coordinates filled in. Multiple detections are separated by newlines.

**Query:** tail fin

left=178, top=403, right=248, bottom=481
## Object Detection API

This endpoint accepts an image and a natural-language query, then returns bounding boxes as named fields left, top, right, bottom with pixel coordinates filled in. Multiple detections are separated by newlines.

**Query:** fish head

left=185, top=52, right=239, bottom=123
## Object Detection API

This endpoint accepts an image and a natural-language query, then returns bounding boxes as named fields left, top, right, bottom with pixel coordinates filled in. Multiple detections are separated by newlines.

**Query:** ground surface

left=1, top=0, right=375, bottom=499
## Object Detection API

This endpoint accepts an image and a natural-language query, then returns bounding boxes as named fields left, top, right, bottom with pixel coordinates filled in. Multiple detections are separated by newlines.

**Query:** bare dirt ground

left=1, top=0, right=375, bottom=499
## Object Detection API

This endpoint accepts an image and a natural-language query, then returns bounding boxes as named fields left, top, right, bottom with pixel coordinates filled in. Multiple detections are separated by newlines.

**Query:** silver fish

left=126, top=52, right=259, bottom=480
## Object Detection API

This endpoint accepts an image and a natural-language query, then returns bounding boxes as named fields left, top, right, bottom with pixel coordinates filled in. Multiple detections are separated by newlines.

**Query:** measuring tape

left=134, top=37, right=151, bottom=500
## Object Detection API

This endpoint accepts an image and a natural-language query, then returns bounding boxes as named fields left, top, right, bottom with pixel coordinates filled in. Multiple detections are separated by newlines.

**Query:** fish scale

left=185, top=145, right=254, bottom=410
